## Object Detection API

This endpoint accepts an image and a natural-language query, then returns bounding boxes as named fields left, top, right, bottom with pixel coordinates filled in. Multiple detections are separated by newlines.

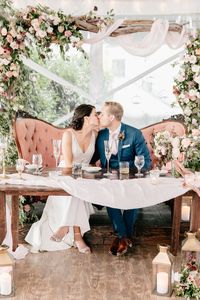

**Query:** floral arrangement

left=118, top=130, right=125, bottom=141
left=173, top=30, right=200, bottom=132
left=152, top=129, right=200, bottom=171
left=175, top=258, right=200, bottom=299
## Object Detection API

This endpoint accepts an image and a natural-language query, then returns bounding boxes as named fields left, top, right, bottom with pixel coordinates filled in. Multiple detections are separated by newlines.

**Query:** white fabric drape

left=84, top=19, right=188, bottom=57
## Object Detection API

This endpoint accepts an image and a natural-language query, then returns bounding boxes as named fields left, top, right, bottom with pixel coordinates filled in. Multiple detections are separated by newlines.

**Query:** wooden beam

left=72, top=18, right=183, bottom=36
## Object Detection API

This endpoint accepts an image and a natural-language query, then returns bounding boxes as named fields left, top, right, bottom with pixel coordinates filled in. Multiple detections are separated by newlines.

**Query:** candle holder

left=152, top=245, right=175, bottom=297
left=181, top=232, right=200, bottom=267
left=0, top=245, right=15, bottom=298
left=181, top=196, right=192, bottom=222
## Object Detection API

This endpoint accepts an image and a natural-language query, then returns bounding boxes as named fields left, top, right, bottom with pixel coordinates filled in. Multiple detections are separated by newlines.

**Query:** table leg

left=171, top=196, right=182, bottom=256
left=190, top=192, right=200, bottom=232
left=0, top=192, right=6, bottom=244
left=11, top=195, right=19, bottom=251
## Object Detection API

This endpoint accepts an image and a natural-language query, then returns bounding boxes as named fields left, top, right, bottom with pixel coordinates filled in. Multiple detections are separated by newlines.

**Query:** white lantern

left=0, top=245, right=15, bottom=297
left=181, top=232, right=200, bottom=266
left=152, top=245, right=175, bottom=297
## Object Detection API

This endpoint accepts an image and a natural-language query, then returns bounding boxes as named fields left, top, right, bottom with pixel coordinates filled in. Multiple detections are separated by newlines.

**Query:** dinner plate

left=25, top=164, right=42, bottom=170
left=160, top=170, right=168, bottom=176
left=83, top=167, right=102, bottom=173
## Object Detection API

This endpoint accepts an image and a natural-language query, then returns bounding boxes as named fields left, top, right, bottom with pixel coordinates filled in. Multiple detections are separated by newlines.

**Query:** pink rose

left=64, top=30, right=72, bottom=37
left=192, top=129, right=200, bottom=136
left=23, top=204, right=31, bottom=212
left=182, top=138, right=191, bottom=148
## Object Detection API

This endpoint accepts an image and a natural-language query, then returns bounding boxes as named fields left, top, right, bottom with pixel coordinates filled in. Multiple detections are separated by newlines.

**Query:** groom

left=93, top=101, right=151, bottom=256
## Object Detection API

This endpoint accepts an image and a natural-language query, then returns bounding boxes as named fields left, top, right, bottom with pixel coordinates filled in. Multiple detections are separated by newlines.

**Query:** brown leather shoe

left=116, top=238, right=128, bottom=256
left=109, top=237, right=120, bottom=255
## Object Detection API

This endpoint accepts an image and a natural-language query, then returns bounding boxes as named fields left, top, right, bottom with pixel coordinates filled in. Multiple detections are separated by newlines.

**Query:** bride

left=25, top=104, right=99, bottom=254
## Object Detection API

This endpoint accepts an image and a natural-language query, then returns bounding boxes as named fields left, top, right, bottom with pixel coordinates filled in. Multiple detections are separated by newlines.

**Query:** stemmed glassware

left=0, top=135, right=8, bottom=178
left=32, top=154, right=42, bottom=175
left=16, top=159, right=25, bottom=179
left=52, top=139, right=61, bottom=169
left=134, top=155, right=145, bottom=177
left=104, top=140, right=112, bottom=176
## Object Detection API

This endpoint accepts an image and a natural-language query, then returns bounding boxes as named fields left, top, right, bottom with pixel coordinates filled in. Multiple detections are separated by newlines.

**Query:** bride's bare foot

left=50, top=226, right=69, bottom=242
left=74, top=233, right=91, bottom=254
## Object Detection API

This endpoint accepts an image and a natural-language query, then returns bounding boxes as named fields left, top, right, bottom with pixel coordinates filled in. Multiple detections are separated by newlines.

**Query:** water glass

left=134, top=155, right=145, bottom=177
left=119, top=161, right=129, bottom=174
left=150, top=169, right=160, bottom=184
left=32, top=154, right=42, bottom=175
left=16, top=159, right=25, bottom=179
left=72, top=162, right=82, bottom=176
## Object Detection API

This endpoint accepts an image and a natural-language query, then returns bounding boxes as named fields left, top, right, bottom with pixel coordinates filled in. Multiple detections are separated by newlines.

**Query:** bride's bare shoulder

left=62, top=129, right=73, bottom=140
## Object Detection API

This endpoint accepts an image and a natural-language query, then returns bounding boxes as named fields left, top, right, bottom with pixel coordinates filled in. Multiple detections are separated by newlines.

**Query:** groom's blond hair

left=105, top=101, right=123, bottom=121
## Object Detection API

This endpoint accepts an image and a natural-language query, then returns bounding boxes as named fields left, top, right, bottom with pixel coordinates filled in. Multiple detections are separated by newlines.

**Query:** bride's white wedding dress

left=25, top=131, right=95, bottom=252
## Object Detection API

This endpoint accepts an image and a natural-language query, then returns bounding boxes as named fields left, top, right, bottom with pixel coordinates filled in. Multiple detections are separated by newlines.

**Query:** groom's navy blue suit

left=94, top=122, right=151, bottom=239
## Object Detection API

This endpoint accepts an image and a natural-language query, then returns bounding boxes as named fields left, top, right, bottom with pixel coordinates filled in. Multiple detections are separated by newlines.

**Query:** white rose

left=192, top=65, right=200, bottom=73
left=184, top=107, right=192, bottom=116
left=70, top=36, right=80, bottom=43
left=194, top=76, right=200, bottom=84
left=47, top=27, right=53, bottom=34
left=1, top=27, right=7, bottom=36
left=36, top=30, right=47, bottom=39
left=189, top=89, right=197, bottom=97
left=189, top=55, right=197, bottom=64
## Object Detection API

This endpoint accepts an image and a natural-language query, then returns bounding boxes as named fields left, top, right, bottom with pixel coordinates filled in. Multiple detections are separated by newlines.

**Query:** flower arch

left=173, top=31, right=200, bottom=132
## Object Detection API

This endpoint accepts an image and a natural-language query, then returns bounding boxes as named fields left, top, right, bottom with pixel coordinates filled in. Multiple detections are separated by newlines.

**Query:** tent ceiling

left=13, top=0, right=200, bottom=17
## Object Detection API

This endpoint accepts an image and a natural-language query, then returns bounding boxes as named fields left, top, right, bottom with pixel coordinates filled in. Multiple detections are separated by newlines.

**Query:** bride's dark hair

left=71, top=104, right=95, bottom=130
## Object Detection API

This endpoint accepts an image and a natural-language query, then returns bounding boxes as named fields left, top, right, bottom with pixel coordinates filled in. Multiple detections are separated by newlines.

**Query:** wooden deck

left=12, top=203, right=189, bottom=300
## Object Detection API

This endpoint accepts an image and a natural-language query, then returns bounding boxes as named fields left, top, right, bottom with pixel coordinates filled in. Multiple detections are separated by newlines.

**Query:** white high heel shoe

left=73, top=233, right=91, bottom=254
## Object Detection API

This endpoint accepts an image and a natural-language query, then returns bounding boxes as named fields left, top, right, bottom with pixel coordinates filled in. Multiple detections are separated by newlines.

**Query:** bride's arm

left=62, top=130, right=73, bottom=168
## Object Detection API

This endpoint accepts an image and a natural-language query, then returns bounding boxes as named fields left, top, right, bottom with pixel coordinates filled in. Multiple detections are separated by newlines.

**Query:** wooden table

left=0, top=168, right=199, bottom=255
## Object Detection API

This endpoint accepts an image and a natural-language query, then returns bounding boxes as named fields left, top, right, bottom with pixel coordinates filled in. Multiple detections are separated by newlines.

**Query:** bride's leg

left=50, top=226, right=69, bottom=242
left=73, top=226, right=91, bottom=253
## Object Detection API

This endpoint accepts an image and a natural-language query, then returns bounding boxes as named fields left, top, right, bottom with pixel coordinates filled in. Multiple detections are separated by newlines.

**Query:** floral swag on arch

left=152, top=30, right=200, bottom=172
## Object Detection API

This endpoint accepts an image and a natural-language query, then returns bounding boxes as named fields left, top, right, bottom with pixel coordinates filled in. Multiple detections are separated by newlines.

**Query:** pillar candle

left=181, top=205, right=190, bottom=221
left=156, top=272, right=168, bottom=294
left=0, top=272, right=12, bottom=296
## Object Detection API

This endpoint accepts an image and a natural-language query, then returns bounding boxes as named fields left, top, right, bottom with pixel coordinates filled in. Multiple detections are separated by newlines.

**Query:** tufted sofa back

left=141, top=119, right=186, bottom=166
left=13, top=112, right=187, bottom=168
left=13, top=113, right=66, bottom=168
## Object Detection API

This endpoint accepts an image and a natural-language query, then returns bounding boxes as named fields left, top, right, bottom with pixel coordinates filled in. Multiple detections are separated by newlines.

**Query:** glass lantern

left=181, top=232, right=200, bottom=266
left=152, top=245, right=175, bottom=297
left=181, top=196, right=192, bottom=222
left=0, top=245, right=15, bottom=297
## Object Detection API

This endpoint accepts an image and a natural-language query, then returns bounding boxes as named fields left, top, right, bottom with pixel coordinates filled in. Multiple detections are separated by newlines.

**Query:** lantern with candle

left=181, top=196, right=192, bottom=222
left=152, top=245, right=175, bottom=296
left=0, top=245, right=15, bottom=297
left=181, top=232, right=200, bottom=266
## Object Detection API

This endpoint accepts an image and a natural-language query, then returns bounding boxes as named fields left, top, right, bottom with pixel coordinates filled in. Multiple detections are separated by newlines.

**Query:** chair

left=13, top=111, right=66, bottom=168
left=141, top=119, right=187, bottom=167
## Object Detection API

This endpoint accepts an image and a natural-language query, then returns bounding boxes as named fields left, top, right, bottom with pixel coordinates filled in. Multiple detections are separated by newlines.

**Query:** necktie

left=110, top=132, right=118, bottom=155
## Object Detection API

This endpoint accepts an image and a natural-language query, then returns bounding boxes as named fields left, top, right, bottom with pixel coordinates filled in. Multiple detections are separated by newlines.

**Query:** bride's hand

left=95, top=160, right=101, bottom=167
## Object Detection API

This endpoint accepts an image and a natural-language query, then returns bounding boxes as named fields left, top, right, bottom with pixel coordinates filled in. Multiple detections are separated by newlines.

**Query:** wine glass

left=32, top=154, right=42, bottom=175
left=52, top=140, right=61, bottom=169
left=104, top=140, right=112, bottom=176
left=134, top=155, right=145, bottom=177
left=16, top=159, right=25, bottom=179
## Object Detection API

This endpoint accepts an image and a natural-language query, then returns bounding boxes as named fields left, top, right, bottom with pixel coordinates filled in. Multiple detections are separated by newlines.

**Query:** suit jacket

left=93, top=123, right=151, bottom=170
